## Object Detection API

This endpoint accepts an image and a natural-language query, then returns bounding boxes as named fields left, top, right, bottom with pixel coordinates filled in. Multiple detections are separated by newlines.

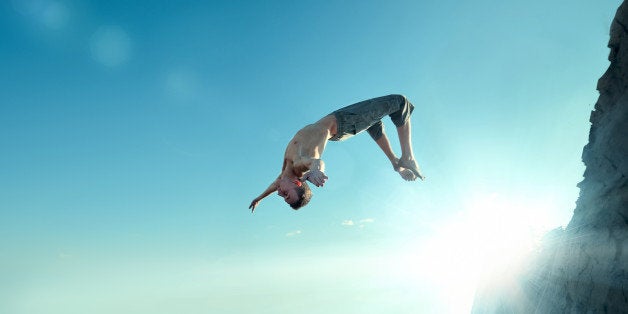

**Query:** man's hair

left=288, top=181, right=312, bottom=210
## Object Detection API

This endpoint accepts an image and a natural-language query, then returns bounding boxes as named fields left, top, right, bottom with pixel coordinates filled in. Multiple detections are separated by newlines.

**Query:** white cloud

left=286, top=230, right=302, bottom=237
left=342, top=218, right=374, bottom=227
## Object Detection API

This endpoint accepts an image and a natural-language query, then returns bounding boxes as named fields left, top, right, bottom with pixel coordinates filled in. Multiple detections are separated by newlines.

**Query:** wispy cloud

left=286, top=230, right=302, bottom=237
left=342, top=218, right=375, bottom=228
left=58, top=252, right=73, bottom=259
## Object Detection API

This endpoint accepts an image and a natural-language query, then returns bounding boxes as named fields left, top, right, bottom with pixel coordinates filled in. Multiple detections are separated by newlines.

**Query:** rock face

left=473, top=2, right=628, bottom=313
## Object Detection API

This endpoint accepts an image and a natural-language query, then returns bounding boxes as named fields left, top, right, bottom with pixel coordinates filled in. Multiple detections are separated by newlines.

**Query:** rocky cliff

left=473, top=1, right=628, bottom=313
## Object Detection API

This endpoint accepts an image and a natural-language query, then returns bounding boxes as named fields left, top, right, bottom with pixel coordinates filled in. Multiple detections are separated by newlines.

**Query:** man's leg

left=368, top=121, right=417, bottom=181
left=337, top=94, right=424, bottom=181
left=396, top=120, right=424, bottom=180
left=397, top=121, right=414, bottom=162
left=388, top=95, right=425, bottom=181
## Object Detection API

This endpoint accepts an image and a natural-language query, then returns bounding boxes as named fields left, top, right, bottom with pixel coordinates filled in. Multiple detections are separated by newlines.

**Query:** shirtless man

left=249, top=94, right=425, bottom=212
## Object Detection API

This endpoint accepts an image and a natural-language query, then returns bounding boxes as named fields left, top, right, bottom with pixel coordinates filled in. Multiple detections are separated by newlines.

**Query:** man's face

left=277, top=178, right=299, bottom=205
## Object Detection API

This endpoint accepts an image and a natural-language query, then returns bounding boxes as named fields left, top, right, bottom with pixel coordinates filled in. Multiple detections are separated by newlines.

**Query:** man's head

left=277, top=177, right=312, bottom=209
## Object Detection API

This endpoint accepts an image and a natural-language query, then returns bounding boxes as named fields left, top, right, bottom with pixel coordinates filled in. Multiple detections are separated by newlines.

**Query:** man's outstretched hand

left=303, top=169, right=328, bottom=187
left=249, top=198, right=261, bottom=213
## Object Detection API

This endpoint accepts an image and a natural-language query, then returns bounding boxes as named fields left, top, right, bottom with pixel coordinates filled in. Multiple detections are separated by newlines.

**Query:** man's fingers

left=249, top=200, right=258, bottom=211
left=304, top=171, right=328, bottom=187
left=316, top=174, right=327, bottom=186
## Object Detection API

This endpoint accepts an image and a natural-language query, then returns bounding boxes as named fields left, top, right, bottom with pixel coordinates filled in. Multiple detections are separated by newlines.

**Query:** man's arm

left=295, top=158, right=328, bottom=187
left=292, top=123, right=329, bottom=171
left=249, top=176, right=279, bottom=212
left=290, top=124, right=330, bottom=187
left=293, top=157, right=324, bottom=173
left=301, top=159, right=328, bottom=187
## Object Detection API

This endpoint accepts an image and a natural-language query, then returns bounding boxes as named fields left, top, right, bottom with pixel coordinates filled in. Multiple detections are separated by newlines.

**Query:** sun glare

left=388, top=192, right=554, bottom=313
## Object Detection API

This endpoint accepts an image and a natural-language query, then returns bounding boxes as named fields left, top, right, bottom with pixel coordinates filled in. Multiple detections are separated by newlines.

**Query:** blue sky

left=1, top=0, right=622, bottom=313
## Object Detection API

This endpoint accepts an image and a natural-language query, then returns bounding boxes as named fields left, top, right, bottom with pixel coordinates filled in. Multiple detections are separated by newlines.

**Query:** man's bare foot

left=397, top=168, right=417, bottom=181
left=392, top=158, right=417, bottom=181
left=398, top=157, right=425, bottom=181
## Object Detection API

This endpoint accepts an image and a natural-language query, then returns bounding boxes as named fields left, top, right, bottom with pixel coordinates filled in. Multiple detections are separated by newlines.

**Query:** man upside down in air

left=249, top=94, right=425, bottom=212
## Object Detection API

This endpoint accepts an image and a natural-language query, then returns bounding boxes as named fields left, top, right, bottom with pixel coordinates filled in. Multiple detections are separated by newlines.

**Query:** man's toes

left=399, top=169, right=416, bottom=181
left=399, top=159, right=424, bottom=179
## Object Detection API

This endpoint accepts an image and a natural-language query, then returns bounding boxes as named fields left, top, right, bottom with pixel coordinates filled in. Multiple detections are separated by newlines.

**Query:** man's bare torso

left=282, top=114, right=337, bottom=177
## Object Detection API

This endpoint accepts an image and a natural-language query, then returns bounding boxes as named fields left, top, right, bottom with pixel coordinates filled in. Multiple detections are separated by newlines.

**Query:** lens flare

left=90, top=25, right=132, bottom=67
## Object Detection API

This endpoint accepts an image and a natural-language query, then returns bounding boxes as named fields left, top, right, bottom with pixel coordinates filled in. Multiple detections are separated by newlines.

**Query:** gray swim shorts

left=329, top=94, right=414, bottom=141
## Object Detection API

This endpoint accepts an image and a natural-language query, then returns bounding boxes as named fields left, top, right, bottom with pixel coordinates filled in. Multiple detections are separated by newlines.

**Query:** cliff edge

left=473, top=1, right=628, bottom=312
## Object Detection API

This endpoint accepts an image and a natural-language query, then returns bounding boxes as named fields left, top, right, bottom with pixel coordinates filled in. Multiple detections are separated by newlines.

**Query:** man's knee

left=391, top=94, right=406, bottom=104
left=367, top=121, right=384, bottom=141
left=389, top=94, right=414, bottom=127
